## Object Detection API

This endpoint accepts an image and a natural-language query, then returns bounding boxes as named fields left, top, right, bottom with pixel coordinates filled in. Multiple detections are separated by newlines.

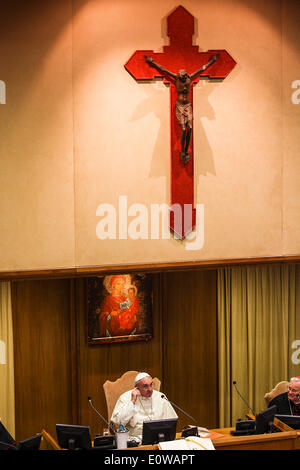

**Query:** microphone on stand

left=161, top=394, right=199, bottom=437
left=87, top=396, right=114, bottom=435
left=231, top=381, right=256, bottom=436
left=232, top=381, right=256, bottom=417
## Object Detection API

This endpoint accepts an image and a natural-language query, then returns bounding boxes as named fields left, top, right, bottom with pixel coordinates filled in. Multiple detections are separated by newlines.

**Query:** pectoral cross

left=125, top=5, right=236, bottom=239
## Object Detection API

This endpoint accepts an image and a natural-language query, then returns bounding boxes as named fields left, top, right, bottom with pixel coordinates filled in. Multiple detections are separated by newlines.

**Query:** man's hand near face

left=131, top=387, right=141, bottom=404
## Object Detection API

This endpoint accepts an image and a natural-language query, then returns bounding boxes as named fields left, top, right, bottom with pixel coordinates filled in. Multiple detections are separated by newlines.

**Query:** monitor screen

left=18, top=434, right=42, bottom=450
left=0, top=421, right=18, bottom=450
left=255, top=405, right=277, bottom=434
left=142, top=418, right=177, bottom=445
left=275, top=415, right=300, bottom=430
left=56, top=424, right=92, bottom=450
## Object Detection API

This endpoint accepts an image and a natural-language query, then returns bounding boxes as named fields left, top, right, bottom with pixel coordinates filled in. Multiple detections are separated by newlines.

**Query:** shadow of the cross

left=129, top=78, right=220, bottom=183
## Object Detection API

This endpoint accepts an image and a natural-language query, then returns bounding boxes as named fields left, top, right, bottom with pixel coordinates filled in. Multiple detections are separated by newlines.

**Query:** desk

left=123, top=428, right=300, bottom=451
left=211, top=427, right=300, bottom=450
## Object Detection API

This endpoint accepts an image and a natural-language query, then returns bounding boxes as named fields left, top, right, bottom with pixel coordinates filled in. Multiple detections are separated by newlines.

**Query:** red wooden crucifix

left=125, top=5, right=236, bottom=239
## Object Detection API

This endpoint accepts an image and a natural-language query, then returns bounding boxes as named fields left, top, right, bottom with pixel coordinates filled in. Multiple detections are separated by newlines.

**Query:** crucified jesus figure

left=145, top=54, right=219, bottom=163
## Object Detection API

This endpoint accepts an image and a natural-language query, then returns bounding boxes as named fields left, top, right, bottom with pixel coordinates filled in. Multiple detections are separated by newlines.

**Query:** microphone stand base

left=181, top=426, right=198, bottom=438
left=94, top=435, right=116, bottom=449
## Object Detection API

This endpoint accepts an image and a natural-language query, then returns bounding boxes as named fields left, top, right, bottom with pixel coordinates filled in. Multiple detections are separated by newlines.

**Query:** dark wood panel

left=75, top=274, right=163, bottom=438
left=11, top=279, right=73, bottom=441
left=162, top=270, right=218, bottom=430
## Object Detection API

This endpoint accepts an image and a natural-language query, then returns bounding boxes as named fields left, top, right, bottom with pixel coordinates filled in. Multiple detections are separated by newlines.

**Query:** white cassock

left=111, top=389, right=178, bottom=439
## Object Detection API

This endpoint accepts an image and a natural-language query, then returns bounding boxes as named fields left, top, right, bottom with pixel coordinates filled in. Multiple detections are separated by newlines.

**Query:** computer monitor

left=56, top=424, right=92, bottom=450
left=255, top=405, right=277, bottom=434
left=142, top=418, right=177, bottom=445
left=18, top=434, right=42, bottom=450
left=275, top=415, right=300, bottom=430
left=0, top=420, right=18, bottom=450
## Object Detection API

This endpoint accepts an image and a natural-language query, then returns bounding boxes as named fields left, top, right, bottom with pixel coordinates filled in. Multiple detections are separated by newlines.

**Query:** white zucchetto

left=134, top=372, right=151, bottom=384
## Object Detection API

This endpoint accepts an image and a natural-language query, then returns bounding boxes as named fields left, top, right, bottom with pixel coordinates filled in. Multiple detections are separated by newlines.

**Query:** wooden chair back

left=264, top=381, right=289, bottom=405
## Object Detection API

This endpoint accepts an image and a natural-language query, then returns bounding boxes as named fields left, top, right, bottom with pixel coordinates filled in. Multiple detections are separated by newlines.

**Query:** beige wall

left=282, top=0, right=300, bottom=254
left=0, top=1, right=75, bottom=271
left=0, top=0, right=299, bottom=272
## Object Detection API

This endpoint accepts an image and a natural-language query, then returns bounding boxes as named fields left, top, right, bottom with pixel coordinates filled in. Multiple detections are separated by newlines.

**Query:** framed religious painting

left=87, top=273, right=153, bottom=345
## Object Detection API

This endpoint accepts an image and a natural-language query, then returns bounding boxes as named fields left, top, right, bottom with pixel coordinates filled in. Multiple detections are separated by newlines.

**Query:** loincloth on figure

left=175, top=102, right=193, bottom=130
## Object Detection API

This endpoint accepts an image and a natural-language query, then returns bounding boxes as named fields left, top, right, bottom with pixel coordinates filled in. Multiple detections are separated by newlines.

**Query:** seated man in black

left=268, top=376, right=300, bottom=415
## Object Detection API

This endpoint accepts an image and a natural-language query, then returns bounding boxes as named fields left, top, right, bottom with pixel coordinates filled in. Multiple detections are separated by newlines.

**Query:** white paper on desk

left=198, top=431, right=210, bottom=437
left=158, top=437, right=215, bottom=451
left=185, top=436, right=215, bottom=450
left=158, top=439, right=190, bottom=450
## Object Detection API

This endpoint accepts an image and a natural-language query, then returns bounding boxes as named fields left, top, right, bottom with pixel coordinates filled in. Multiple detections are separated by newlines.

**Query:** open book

left=158, top=436, right=215, bottom=450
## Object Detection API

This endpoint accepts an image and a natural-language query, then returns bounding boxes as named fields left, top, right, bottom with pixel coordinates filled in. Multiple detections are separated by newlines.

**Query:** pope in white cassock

left=111, top=372, right=178, bottom=440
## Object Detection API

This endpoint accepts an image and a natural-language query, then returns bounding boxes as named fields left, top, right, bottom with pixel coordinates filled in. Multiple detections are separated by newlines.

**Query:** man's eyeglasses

left=139, top=383, right=153, bottom=390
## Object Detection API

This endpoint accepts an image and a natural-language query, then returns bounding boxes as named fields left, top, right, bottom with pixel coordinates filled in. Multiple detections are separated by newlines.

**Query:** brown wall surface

left=11, top=270, right=217, bottom=441
left=75, top=274, right=164, bottom=437
left=11, top=279, right=74, bottom=441
left=162, top=270, right=218, bottom=429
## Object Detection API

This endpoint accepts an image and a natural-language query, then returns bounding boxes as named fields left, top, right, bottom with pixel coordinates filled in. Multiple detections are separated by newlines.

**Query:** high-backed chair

left=103, top=371, right=161, bottom=424
left=264, top=381, right=289, bottom=406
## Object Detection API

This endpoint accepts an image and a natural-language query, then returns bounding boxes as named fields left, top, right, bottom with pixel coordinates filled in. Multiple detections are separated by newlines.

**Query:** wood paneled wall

left=11, top=279, right=74, bottom=441
left=162, top=270, right=218, bottom=430
left=75, top=275, right=164, bottom=437
left=11, top=269, right=218, bottom=441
